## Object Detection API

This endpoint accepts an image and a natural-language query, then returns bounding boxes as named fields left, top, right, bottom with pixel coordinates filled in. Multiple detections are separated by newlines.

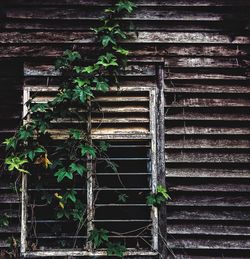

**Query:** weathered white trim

left=149, top=88, right=159, bottom=251
left=21, top=81, right=159, bottom=257
left=23, top=250, right=158, bottom=257
left=21, top=86, right=30, bottom=254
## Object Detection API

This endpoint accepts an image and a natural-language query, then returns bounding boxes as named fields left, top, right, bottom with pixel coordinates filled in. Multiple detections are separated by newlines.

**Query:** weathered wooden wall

left=0, top=0, right=250, bottom=258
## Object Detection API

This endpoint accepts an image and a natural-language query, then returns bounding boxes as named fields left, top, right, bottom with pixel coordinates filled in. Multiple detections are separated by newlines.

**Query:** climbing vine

left=3, top=0, right=170, bottom=257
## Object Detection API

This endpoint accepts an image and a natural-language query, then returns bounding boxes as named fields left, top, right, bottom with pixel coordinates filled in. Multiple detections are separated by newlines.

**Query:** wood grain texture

left=1, top=0, right=250, bottom=257
left=1, top=32, right=250, bottom=44
left=4, top=0, right=250, bottom=7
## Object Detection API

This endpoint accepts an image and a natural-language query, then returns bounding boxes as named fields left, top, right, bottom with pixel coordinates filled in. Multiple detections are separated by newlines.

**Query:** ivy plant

left=146, top=185, right=171, bottom=207
left=2, top=0, right=170, bottom=257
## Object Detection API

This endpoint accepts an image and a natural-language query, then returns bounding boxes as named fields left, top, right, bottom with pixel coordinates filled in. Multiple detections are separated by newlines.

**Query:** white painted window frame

left=21, top=85, right=159, bottom=258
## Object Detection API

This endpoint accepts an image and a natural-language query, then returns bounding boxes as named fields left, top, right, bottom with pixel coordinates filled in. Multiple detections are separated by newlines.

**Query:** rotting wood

left=167, top=223, right=250, bottom=236
left=1, top=0, right=250, bottom=257
left=6, top=8, right=250, bottom=22
left=165, top=126, right=250, bottom=135
left=2, top=45, right=250, bottom=58
left=166, top=238, right=250, bottom=250
left=23, top=63, right=156, bottom=77
left=4, top=0, right=250, bottom=7
left=166, top=208, right=250, bottom=221
left=166, top=168, right=250, bottom=178
left=155, top=64, right=167, bottom=258
left=166, top=195, right=250, bottom=207
left=165, top=151, right=250, bottom=163
left=1, top=32, right=250, bottom=44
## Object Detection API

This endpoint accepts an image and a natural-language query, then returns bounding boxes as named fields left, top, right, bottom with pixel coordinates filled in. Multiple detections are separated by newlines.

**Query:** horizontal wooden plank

left=0, top=240, right=9, bottom=248
left=164, top=106, right=250, bottom=118
left=165, top=73, right=248, bottom=81
left=1, top=45, right=250, bottom=58
left=167, top=207, right=250, bottom=221
left=167, top=194, right=250, bottom=207
left=165, top=84, right=250, bottom=94
left=165, top=137, right=250, bottom=149
left=4, top=0, right=250, bottom=7
left=0, top=194, right=20, bottom=204
left=166, top=254, right=248, bottom=259
left=4, top=20, right=250, bottom=33
left=165, top=125, right=250, bottom=135
left=32, top=95, right=149, bottom=103
left=22, top=251, right=157, bottom=258
left=0, top=179, right=19, bottom=190
left=165, top=113, right=250, bottom=121
left=24, top=63, right=155, bottom=77
left=165, top=57, right=245, bottom=68
left=35, top=128, right=150, bottom=137
left=91, top=117, right=149, bottom=124
left=167, top=223, right=250, bottom=236
left=5, top=8, right=250, bottom=22
left=1, top=1, right=250, bottom=254
left=0, top=209, right=19, bottom=219
left=0, top=225, right=20, bottom=234
left=165, top=98, right=250, bottom=107
left=1, top=32, right=250, bottom=44
left=166, top=168, right=250, bottom=178
left=24, top=80, right=155, bottom=89
left=167, top=238, right=250, bottom=250
left=168, top=184, right=250, bottom=193
left=165, top=151, right=250, bottom=163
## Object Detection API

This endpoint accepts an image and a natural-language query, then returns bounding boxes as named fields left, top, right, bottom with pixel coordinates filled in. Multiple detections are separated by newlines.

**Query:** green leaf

left=73, top=86, right=94, bottom=104
left=157, top=185, right=171, bottom=200
left=31, top=103, right=49, bottom=113
left=113, top=27, right=127, bottom=39
left=27, top=147, right=45, bottom=161
left=97, top=53, right=118, bottom=69
left=74, top=64, right=99, bottom=74
left=118, top=193, right=128, bottom=203
left=146, top=185, right=171, bottom=207
left=55, top=50, right=81, bottom=70
left=113, top=46, right=129, bottom=56
left=99, top=141, right=110, bottom=152
left=64, top=190, right=77, bottom=203
left=146, top=194, right=156, bottom=206
left=116, top=0, right=136, bottom=13
left=56, top=210, right=64, bottom=219
left=26, top=150, right=36, bottom=161
left=71, top=200, right=86, bottom=222
left=155, top=194, right=166, bottom=205
left=0, top=214, right=9, bottom=228
left=56, top=208, right=71, bottom=220
left=54, top=168, right=73, bottom=182
left=93, top=78, right=109, bottom=92
left=104, top=8, right=116, bottom=14
left=89, top=228, right=109, bottom=248
left=64, top=50, right=81, bottom=62
left=33, top=119, right=48, bottom=134
left=5, top=156, right=29, bottom=174
left=3, top=137, right=17, bottom=151
left=107, top=242, right=126, bottom=257
left=18, top=126, right=33, bottom=141
left=69, top=129, right=82, bottom=140
left=101, top=35, right=116, bottom=47
left=50, top=160, right=63, bottom=170
left=73, top=77, right=90, bottom=87
left=80, top=145, right=96, bottom=158
left=69, top=163, right=87, bottom=176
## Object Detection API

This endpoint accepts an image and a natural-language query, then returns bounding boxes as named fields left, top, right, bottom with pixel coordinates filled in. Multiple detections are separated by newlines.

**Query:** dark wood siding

left=0, top=0, right=250, bottom=257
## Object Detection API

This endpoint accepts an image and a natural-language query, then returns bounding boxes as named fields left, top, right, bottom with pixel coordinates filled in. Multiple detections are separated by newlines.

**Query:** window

left=21, top=61, right=164, bottom=257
